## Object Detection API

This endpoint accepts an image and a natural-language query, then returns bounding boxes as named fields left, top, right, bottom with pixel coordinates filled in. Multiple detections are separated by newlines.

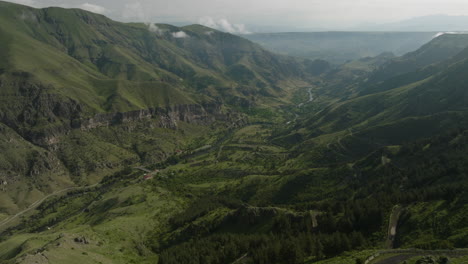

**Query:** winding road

left=287, top=87, right=315, bottom=124
left=307, top=88, right=314, bottom=102
left=361, top=206, right=468, bottom=264
left=0, top=183, right=99, bottom=230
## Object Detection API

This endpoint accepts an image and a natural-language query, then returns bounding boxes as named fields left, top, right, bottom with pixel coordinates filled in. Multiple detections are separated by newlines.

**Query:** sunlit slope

left=0, top=1, right=318, bottom=115
left=280, top=34, right=468, bottom=165
left=367, top=34, right=468, bottom=83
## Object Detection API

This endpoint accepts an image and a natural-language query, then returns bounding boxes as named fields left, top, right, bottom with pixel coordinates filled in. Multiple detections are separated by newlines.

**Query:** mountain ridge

left=0, top=2, right=467, bottom=264
left=0, top=0, right=324, bottom=216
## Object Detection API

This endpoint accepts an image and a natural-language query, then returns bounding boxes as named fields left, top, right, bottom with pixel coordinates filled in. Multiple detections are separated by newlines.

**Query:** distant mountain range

left=352, top=14, right=468, bottom=32
left=0, top=0, right=324, bottom=214
left=1, top=2, right=468, bottom=264
left=240, top=14, right=468, bottom=33
left=244, top=32, right=436, bottom=64
left=244, top=15, right=468, bottom=64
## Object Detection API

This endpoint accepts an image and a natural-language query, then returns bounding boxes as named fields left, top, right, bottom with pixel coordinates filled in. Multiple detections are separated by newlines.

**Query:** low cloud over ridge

left=199, top=17, right=250, bottom=34
left=80, top=3, right=108, bottom=14
left=433, top=31, right=468, bottom=38
left=147, top=23, right=164, bottom=34
left=172, top=31, right=189, bottom=38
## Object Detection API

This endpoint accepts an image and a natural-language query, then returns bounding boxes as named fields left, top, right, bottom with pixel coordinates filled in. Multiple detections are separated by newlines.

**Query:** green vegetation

left=0, top=1, right=468, bottom=264
left=0, top=0, right=320, bottom=213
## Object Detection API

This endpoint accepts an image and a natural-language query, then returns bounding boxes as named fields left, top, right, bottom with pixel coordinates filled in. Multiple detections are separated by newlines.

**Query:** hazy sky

left=6, top=0, right=468, bottom=32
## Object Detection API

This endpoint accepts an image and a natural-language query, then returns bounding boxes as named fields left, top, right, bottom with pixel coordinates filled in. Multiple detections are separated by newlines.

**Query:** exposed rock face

left=0, top=79, right=248, bottom=214
left=0, top=80, right=243, bottom=146
left=77, top=103, right=225, bottom=132
left=21, top=103, right=233, bottom=147
left=73, top=236, right=90, bottom=244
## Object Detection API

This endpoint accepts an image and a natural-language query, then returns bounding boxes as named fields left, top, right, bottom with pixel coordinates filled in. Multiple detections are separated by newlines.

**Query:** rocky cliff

left=0, top=77, right=245, bottom=147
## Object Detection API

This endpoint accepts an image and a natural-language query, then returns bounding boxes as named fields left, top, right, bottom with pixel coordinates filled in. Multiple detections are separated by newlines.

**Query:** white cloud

left=147, top=23, right=164, bottom=35
left=171, top=31, right=189, bottom=38
left=433, top=31, right=468, bottom=38
left=11, top=0, right=468, bottom=32
left=19, top=10, right=38, bottom=21
left=198, top=17, right=250, bottom=34
left=79, top=3, right=108, bottom=14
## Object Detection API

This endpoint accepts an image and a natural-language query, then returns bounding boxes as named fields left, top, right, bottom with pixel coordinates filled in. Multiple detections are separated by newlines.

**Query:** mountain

left=243, top=32, right=436, bottom=63
left=0, top=2, right=468, bottom=264
left=364, top=33, right=468, bottom=84
left=355, top=15, right=468, bottom=32
left=0, top=1, right=314, bottom=112
left=0, top=1, right=326, bottom=215
left=279, top=32, right=468, bottom=168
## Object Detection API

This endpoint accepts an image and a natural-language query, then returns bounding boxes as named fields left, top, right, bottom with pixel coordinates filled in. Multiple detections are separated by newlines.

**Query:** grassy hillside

left=1, top=122, right=467, bottom=263
left=0, top=1, right=315, bottom=112
left=366, top=34, right=468, bottom=83
left=0, top=1, right=467, bottom=264
left=0, top=1, right=326, bottom=215
left=276, top=34, right=468, bottom=167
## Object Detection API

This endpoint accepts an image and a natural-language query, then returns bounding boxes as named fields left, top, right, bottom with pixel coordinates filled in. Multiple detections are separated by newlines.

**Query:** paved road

left=386, top=205, right=403, bottom=249
left=307, top=88, right=314, bottom=102
left=0, top=183, right=99, bottom=230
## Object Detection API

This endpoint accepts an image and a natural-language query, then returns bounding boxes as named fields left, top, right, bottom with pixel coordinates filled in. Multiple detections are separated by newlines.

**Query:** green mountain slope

left=366, top=34, right=468, bottom=83
left=0, top=1, right=467, bottom=264
left=1, top=120, right=466, bottom=264
left=276, top=34, right=468, bottom=167
left=0, top=1, right=325, bottom=215
left=0, top=1, right=314, bottom=113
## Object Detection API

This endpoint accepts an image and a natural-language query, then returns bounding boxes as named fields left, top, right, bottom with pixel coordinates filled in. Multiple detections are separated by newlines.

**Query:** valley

left=0, top=1, right=467, bottom=264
